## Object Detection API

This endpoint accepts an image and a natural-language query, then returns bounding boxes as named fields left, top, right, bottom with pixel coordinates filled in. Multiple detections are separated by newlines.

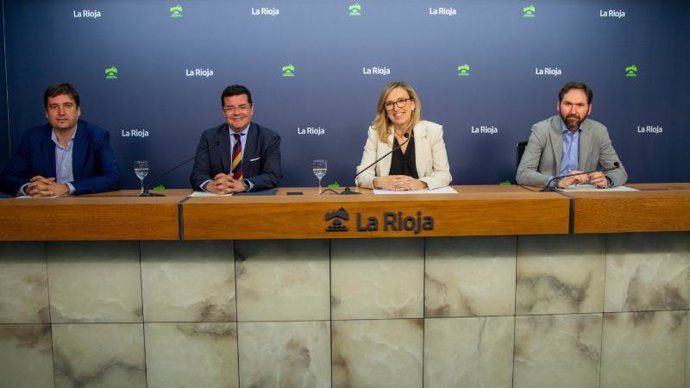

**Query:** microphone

left=541, top=162, right=620, bottom=192
left=140, top=140, right=221, bottom=197
left=341, top=131, right=411, bottom=195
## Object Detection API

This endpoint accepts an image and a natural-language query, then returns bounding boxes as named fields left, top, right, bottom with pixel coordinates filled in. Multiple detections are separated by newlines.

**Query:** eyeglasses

left=222, top=104, right=251, bottom=114
left=384, top=98, right=413, bottom=111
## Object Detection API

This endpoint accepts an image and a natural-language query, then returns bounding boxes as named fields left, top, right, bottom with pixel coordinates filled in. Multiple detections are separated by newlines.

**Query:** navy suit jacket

left=0, top=120, right=121, bottom=195
left=190, top=122, right=282, bottom=191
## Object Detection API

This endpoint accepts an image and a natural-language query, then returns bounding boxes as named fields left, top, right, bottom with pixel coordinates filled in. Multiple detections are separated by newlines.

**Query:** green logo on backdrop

left=457, top=64, right=470, bottom=76
left=282, top=64, right=295, bottom=77
left=523, top=5, right=536, bottom=17
left=349, top=3, right=362, bottom=16
left=625, top=65, right=638, bottom=77
left=170, top=5, right=183, bottom=18
left=105, top=66, right=118, bottom=80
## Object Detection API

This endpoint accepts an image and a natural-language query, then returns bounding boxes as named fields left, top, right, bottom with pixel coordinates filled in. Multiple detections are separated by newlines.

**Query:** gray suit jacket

left=516, top=116, right=627, bottom=187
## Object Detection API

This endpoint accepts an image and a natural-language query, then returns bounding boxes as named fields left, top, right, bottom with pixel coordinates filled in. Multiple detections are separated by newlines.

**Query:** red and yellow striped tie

left=231, top=133, right=244, bottom=180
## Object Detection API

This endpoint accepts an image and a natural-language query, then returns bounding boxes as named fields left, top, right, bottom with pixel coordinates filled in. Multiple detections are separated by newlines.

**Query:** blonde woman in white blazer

left=355, top=82, right=452, bottom=190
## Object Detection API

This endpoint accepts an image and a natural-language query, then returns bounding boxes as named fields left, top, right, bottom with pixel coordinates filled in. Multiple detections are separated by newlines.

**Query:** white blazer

left=355, top=120, right=452, bottom=189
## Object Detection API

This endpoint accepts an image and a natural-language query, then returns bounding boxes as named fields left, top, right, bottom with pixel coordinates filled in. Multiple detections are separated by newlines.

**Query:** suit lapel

left=379, top=132, right=393, bottom=176
left=242, top=123, right=259, bottom=177
left=40, top=126, right=57, bottom=178
left=71, top=123, right=85, bottom=179
left=413, top=123, right=429, bottom=176
left=216, top=125, right=231, bottom=174
left=579, top=119, right=593, bottom=170
left=549, top=117, right=563, bottom=174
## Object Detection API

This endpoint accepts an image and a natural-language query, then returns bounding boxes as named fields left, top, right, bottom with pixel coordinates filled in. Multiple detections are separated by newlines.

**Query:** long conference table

left=1, top=183, right=689, bottom=388
left=2, top=183, right=689, bottom=241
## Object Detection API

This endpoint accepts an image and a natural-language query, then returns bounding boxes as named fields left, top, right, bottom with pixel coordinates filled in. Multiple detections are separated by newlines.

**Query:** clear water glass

left=312, top=159, right=327, bottom=194
left=133, top=160, right=149, bottom=194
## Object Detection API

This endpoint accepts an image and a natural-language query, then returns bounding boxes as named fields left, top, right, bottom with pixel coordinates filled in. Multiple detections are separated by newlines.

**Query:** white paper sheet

left=561, top=184, right=638, bottom=192
left=373, top=186, right=458, bottom=195
left=188, top=191, right=233, bottom=197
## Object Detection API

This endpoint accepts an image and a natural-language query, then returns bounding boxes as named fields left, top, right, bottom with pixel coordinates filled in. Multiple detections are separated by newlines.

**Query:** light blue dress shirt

left=558, top=120, right=581, bottom=176
left=52, top=128, right=76, bottom=194
left=548, top=120, right=612, bottom=189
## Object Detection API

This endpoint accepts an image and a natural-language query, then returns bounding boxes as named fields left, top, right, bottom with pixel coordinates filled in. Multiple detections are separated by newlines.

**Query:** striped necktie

left=231, top=133, right=244, bottom=180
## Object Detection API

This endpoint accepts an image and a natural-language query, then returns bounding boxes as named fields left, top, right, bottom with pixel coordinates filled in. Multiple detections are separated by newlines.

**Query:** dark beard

left=561, top=114, right=584, bottom=132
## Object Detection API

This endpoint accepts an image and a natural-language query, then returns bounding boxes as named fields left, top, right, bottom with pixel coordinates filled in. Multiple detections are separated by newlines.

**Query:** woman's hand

left=373, top=175, right=427, bottom=191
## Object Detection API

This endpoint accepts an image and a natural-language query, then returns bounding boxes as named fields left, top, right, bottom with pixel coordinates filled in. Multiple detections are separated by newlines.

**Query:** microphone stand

left=140, top=141, right=221, bottom=197
left=340, top=132, right=411, bottom=195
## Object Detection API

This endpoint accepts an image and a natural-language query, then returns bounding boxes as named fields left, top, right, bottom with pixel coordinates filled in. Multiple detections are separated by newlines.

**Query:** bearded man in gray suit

left=517, top=81, right=627, bottom=189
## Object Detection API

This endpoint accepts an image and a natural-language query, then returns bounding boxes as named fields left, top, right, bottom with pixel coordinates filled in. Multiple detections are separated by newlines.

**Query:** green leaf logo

left=523, top=5, right=536, bottom=17
left=105, top=66, right=118, bottom=80
left=170, top=5, right=183, bottom=18
left=349, top=3, right=362, bottom=16
left=282, top=64, right=295, bottom=77
left=625, top=65, right=638, bottom=77
left=457, top=64, right=470, bottom=76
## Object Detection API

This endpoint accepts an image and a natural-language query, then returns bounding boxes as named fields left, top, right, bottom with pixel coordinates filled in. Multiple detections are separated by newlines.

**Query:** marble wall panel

left=141, top=241, right=235, bottom=322
left=0, top=324, right=53, bottom=388
left=2, top=233, right=686, bottom=388
left=425, top=237, right=516, bottom=317
left=52, top=323, right=146, bottom=388
left=424, top=316, right=514, bottom=388
left=235, top=240, right=329, bottom=321
left=332, top=319, right=423, bottom=388
left=47, top=242, right=142, bottom=323
left=516, top=234, right=605, bottom=315
left=605, top=233, right=690, bottom=312
left=145, top=323, right=238, bottom=388
left=0, top=242, right=49, bottom=323
left=331, top=239, right=424, bottom=320
left=601, top=311, right=687, bottom=388
left=514, top=313, right=602, bottom=388
left=238, top=321, right=330, bottom=388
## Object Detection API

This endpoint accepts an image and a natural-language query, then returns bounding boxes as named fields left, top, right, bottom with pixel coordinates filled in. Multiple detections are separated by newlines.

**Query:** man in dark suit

left=0, top=83, right=120, bottom=196
left=190, top=85, right=282, bottom=193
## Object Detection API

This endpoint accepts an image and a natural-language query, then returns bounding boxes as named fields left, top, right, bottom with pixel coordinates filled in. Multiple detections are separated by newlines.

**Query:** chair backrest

left=516, top=141, right=528, bottom=172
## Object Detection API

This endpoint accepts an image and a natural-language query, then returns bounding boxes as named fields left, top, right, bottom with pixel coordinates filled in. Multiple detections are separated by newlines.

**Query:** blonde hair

left=371, top=81, right=422, bottom=143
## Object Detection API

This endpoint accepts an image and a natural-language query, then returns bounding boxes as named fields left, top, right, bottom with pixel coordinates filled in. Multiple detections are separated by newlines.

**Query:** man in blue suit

left=190, top=85, right=282, bottom=193
left=0, top=83, right=120, bottom=196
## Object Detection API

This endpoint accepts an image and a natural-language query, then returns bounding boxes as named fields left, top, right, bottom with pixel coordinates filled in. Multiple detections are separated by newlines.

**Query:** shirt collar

left=229, top=124, right=250, bottom=137
left=51, top=124, right=78, bottom=148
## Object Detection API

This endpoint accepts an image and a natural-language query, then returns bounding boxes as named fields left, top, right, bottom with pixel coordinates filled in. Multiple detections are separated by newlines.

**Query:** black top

left=388, top=136, right=418, bottom=178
